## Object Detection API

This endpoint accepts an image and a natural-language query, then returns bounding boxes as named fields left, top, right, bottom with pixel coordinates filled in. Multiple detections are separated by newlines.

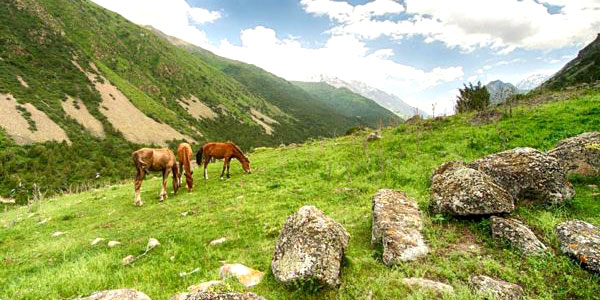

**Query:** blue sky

left=92, top=0, right=599, bottom=115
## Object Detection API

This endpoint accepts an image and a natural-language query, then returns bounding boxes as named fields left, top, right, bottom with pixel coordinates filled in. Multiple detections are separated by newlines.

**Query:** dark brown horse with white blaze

left=196, top=142, right=251, bottom=180
left=132, top=148, right=179, bottom=206
left=177, top=142, right=194, bottom=191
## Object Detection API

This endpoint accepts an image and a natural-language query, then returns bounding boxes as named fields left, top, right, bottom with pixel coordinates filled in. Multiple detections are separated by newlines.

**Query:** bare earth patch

left=17, top=76, right=29, bottom=88
left=178, top=95, right=218, bottom=120
left=250, top=108, right=278, bottom=135
left=61, top=96, right=105, bottom=138
left=75, top=62, right=193, bottom=145
left=0, top=93, right=70, bottom=145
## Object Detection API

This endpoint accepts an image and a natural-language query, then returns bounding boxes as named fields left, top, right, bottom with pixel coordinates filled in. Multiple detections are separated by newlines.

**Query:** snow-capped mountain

left=313, top=75, right=427, bottom=118
left=516, top=73, right=551, bottom=91
left=486, top=80, right=521, bottom=104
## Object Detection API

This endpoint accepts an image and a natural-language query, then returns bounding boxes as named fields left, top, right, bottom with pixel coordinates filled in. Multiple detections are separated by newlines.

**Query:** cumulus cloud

left=217, top=26, right=463, bottom=95
left=302, top=0, right=600, bottom=53
left=90, top=0, right=220, bottom=49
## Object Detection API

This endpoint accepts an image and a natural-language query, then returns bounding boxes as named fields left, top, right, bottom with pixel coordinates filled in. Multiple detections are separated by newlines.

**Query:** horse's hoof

left=135, top=202, right=143, bottom=207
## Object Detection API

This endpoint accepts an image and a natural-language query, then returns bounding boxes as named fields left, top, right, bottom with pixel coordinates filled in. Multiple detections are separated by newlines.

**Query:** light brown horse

left=196, top=142, right=251, bottom=180
left=132, top=148, right=179, bottom=206
left=177, top=142, right=194, bottom=191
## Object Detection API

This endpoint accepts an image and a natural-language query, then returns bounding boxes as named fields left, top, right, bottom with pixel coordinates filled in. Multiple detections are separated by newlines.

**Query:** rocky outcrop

left=371, top=190, right=428, bottom=264
left=491, top=216, right=547, bottom=255
left=469, top=147, right=574, bottom=205
left=549, top=132, right=600, bottom=176
left=402, top=278, right=454, bottom=295
left=430, top=166, right=514, bottom=216
left=171, top=292, right=265, bottom=300
left=272, top=206, right=349, bottom=287
left=219, top=263, right=264, bottom=287
left=78, top=289, right=151, bottom=300
left=556, top=220, right=600, bottom=273
left=470, top=276, right=524, bottom=300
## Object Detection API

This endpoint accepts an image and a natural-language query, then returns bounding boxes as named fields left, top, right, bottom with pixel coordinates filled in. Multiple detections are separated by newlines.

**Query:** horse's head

left=241, top=157, right=251, bottom=174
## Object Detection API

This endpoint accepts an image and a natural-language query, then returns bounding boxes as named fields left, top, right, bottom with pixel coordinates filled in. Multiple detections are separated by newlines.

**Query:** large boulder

left=171, top=292, right=265, bottom=300
left=430, top=166, right=514, bottom=216
left=490, top=216, right=547, bottom=255
left=78, top=289, right=151, bottom=300
left=556, top=220, right=600, bottom=273
left=371, top=189, right=428, bottom=264
left=549, top=132, right=600, bottom=176
left=271, top=206, right=349, bottom=287
left=470, top=276, right=524, bottom=300
left=468, top=147, right=574, bottom=205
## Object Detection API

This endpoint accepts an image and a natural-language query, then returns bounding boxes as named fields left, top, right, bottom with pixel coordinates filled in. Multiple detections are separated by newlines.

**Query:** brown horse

left=177, top=142, right=194, bottom=191
left=132, top=148, right=179, bottom=206
left=196, top=142, right=251, bottom=180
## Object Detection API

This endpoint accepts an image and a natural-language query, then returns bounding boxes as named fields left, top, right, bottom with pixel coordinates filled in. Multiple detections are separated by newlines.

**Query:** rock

left=187, top=280, right=223, bottom=293
left=108, top=241, right=121, bottom=248
left=556, top=220, right=600, bottom=273
left=271, top=205, right=349, bottom=287
left=91, top=238, right=105, bottom=246
left=52, top=231, right=65, bottom=237
left=588, top=184, right=598, bottom=190
left=147, top=238, right=160, bottom=251
left=366, top=132, right=382, bottom=142
left=219, top=263, right=264, bottom=287
left=549, top=132, right=600, bottom=176
left=209, top=237, right=227, bottom=246
left=430, top=161, right=466, bottom=179
left=430, top=166, right=514, bottom=216
left=371, top=189, right=428, bottom=264
left=171, top=292, right=265, bottom=300
left=469, top=147, right=574, bottom=205
left=122, top=255, right=136, bottom=266
left=38, top=218, right=51, bottom=225
left=490, top=216, right=547, bottom=255
left=77, top=289, right=151, bottom=300
left=470, top=275, right=524, bottom=300
left=402, top=278, right=454, bottom=295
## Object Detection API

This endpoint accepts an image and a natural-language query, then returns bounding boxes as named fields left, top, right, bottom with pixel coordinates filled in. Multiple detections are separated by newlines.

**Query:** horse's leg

left=220, top=157, right=229, bottom=180
left=204, top=157, right=210, bottom=180
left=178, top=161, right=183, bottom=186
left=134, top=169, right=145, bottom=206
left=160, top=169, right=169, bottom=201
left=226, top=158, right=231, bottom=178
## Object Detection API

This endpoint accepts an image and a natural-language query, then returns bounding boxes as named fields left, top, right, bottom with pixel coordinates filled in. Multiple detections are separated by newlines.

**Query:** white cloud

left=217, top=26, right=463, bottom=97
left=90, top=0, right=220, bottom=50
left=302, top=0, right=600, bottom=53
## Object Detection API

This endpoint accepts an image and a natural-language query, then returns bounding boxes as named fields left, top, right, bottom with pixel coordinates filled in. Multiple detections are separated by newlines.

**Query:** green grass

left=1, top=93, right=600, bottom=300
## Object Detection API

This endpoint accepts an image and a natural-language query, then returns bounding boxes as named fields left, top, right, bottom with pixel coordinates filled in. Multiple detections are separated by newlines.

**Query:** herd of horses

left=132, top=142, right=251, bottom=206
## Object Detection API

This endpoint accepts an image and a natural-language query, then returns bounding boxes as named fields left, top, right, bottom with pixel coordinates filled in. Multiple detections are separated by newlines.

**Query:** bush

left=455, top=81, right=490, bottom=113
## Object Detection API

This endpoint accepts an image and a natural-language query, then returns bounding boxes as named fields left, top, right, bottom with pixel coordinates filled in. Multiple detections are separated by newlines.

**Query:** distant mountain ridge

left=542, top=33, right=600, bottom=90
left=485, top=80, right=522, bottom=104
left=516, top=74, right=550, bottom=91
left=314, top=75, right=427, bottom=118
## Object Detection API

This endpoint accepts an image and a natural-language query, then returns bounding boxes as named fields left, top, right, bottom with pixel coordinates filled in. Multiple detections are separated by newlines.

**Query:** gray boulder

left=171, top=293, right=265, bottom=300
left=78, top=289, right=151, bottom=300
left=469, top=147, right=574, bottom=205
left=431, top=166, right=514, bottom=216
left=549, top=132, right=600, bottom=176
left=556, top=220, right=600, bottom=273
left=491, top=216, right=547, bottom=255
left=272, top=206, right=349, bottom=287
left=371, top=189, right=428, bottom=264
left=470, top=275, right=524, bottom=300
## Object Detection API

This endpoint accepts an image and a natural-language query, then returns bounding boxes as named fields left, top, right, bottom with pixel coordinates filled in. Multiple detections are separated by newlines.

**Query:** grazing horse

left=177, top=142, right=194, bottom=191
left=196, top=142, right=251, bottom=180
left=132, top=148, right=179, bottom=206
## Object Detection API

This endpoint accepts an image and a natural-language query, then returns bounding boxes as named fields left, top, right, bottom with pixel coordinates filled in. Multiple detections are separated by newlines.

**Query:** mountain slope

left=516, top=73, right=550, bottom=91
left=542, top=34, right=600, bottom=90
left=485, top=80, right=521, bottom=104
left=292, top=81, right=401, bottom=127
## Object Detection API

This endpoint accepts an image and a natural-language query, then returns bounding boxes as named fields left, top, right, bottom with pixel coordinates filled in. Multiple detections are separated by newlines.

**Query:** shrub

left=455, top=81, right=490, bottom=113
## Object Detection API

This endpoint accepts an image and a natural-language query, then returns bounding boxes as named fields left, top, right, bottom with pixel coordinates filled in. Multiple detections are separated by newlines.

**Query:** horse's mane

left=230, top=142, right=247, bottom=160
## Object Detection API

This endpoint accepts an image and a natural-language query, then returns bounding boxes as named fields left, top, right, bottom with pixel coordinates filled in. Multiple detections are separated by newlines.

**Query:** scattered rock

left=147, top=238, right=160, bottom=251
left=219, top=263, right=264, bottom=287
left=187, top=280, right=223, bottom=294
left=181, top=212, right=189, bottom=217
left=108, top=241, right=121, bottom=248
left=470, top=275, right=524, bottom=300
left=588, top=184, right=598, bottom=190
left=209, top=237, right=228, bottom=246
left=170, top=292, right=265, bottom=300
left=52, top=231, right=65, bottom=237
left=366, top=132, right=382, bottom=142
left=122, top=255, right=136, bottom=266
left=179, top=267, right=200, bottom=277
left=469, top=147, right=574, bottom=205
left=272, top=205, right=349, bottom=287
left=549, top=132, right=600, bottom=176
left=0, top=197, right=15, bottom=204
left=77, top=289, right=151, bottom=300
left=491, top=216, right=547, bottom=255
left=371, top=189, right=428, bottom=264
left=91, top=238, right=105, bottom=246
left=430, top=166, right=514, bottom=216
left=556, top=220, right=600, bottom=273
left=37, top=218, right=51, bottom=225
left=402, top=278, right=454, bottom=295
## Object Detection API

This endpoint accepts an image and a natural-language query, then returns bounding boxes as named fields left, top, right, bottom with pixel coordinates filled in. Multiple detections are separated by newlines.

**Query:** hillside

left=292, top=81, right=401, bottom=127
left=0, top=0, right=391, bottom=203
left=1, top=90, right=599, bottom=299
left=542, top=33, right=600, bottom=90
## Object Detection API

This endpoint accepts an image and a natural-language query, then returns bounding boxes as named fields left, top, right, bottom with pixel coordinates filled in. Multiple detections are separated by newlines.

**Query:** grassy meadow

left=1, top=91, right=600, bottom=299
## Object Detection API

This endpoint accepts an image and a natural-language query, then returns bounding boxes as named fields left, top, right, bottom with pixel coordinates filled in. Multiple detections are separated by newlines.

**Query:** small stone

left=181, top=211, right=189, bottom=217
left=77, top=288, right=151, bottom=300
left=366, top=132, right=382, bottom=142
left=91, top=238, right=105, bottom=246
left=209, top=237, right=227, bottom=246
left=219, top=263, right=264, bottom=287
left=402, top=278, right=454, bottom=295
left=52, top=231, right=65, bottom=237
left=170, top=292, right=265, bottom=300
left=187, top=280, right=223, bottom=293
left=122, top=255, right=136, bottom=266
left=491, top=216, right=547, bottom=255
left=108, top=241, right=121, bottom=248
left=38, top=218, right=51, bottom=225
left=556, top=220, right=600, bottom=273
left=470, top=275, right=523, bottom=300
left=147, top=238, right=160, bottom=251
left=588, top=184, right=598, bottom=190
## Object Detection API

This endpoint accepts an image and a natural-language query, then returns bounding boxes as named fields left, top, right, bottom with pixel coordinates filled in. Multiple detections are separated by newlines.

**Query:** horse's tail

left=196, top=146, right=203, bottom=166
